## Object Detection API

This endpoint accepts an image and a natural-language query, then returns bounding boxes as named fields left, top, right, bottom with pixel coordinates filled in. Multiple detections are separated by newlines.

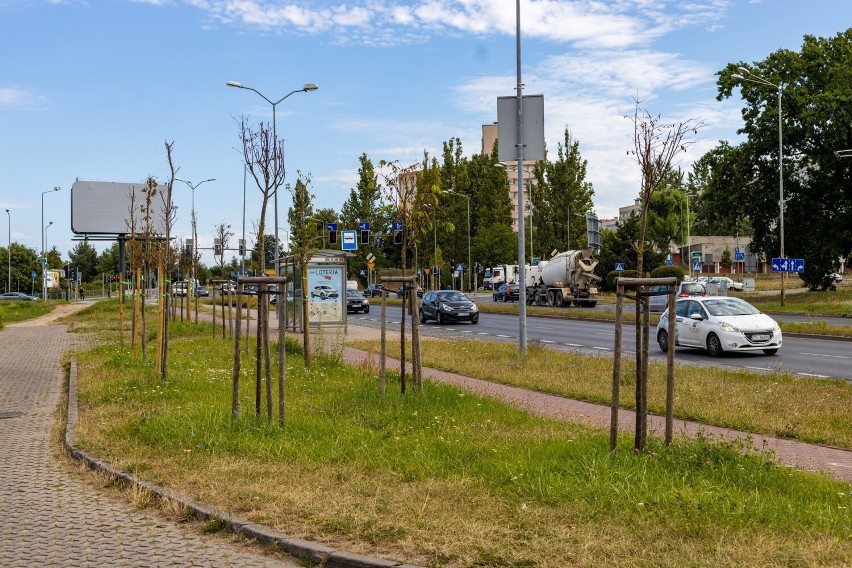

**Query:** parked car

left=657, top=296, right=782, bottom=357
left=649, top=281, right=707, bottom=312
left=310, top=285, right=338, bottom=300
left=363, top=284, right=385, bottom=298
left=196, top=284, right=209, bottom=297
left=395, top=284, right=424, bottom=299
left=704, top=276, right=744, bottom=292
left=419, top=290, right=479, bottom=324
left=0, top=292, right=37, bottom=301
left=346, top=289, right=370, bottom=313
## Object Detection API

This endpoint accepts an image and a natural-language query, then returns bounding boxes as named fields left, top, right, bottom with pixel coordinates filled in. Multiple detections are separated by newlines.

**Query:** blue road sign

left=665, top=257, right=673, bottom=266
left=326, top=223, right=338, bottom=232
left=735, top=252, right=745, bottom=260
left=341, top=230, right=357, bottom=251
left=615, top=262, right=624, bottom=272
left=391, top=221, right=404, bottom=231
left=358, top=221, right=370, bottom=231
left=32, top=270, right=37, bottom=279
left=771, top=257, right=804, bottom=273
left=456, top=264, right=464, bottom=272
left=693, top=261, right=701, bottom=272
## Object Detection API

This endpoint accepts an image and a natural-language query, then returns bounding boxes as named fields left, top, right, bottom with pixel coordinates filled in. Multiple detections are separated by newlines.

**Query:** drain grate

left=0, top=411, right=25, bottom=420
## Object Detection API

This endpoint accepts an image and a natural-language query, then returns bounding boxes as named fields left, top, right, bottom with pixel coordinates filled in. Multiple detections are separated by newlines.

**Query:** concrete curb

left=65, top=356, right=422, bottom=568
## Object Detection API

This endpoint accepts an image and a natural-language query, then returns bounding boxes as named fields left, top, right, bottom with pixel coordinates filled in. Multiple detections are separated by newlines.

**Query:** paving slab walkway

left=0, top=302, right=300, bottom=567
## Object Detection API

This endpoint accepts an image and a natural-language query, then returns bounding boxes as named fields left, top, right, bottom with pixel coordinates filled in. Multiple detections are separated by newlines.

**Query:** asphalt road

left=355, top=305, right=852, bottom=381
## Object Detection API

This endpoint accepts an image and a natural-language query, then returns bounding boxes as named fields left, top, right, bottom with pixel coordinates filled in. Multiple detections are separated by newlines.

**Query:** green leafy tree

left=340, top=153, right=386, bottom=280
left=467, top=141, right=515, bottom=270
left=717, top=30, right=852, bottom=288
left=688, top=142, right=753, bottom=237
left=533, top=128, right=595, bottom=255
left=68, top=241, right=98, bottom=282
left=286, top=173, right=319, bottom=367
left=97, top=243, right=121, bottom=276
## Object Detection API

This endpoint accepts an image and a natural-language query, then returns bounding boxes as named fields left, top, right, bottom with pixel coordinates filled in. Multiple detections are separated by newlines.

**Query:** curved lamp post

left=41, top=186, right=60, bottom=299
left=226, top=81, right=318, bottom=267
left=732, top=67, right=785, bottom=305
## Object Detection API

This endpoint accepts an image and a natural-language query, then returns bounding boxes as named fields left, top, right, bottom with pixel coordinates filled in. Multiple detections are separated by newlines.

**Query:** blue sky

left=2, top=0, right=850, bottom=268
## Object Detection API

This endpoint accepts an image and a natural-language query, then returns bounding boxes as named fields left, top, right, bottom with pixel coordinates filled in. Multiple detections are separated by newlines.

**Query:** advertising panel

left=307, top=266, right=344, bottom=325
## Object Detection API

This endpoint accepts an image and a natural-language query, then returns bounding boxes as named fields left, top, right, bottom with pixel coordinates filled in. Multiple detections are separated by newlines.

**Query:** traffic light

left=394, top=230, right=403, bottom=245
left=328, top=229, right=337, bottom=244
left=238, top=239, right=246, bottom=256
left=214, top=238, right=223, bottom=256
left=360, top=229, right=370, bottom=245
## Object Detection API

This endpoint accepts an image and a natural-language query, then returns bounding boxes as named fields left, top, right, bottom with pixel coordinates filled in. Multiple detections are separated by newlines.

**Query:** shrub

left=650, top=265, right=686, bottom=282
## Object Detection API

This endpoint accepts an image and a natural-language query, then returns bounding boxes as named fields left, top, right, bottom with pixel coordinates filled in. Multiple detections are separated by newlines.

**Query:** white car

left=310, top=285, right=338, bottom=300
left=705, top=276, right=744, bottom=292
left=657, top=296, right=782, bottom=357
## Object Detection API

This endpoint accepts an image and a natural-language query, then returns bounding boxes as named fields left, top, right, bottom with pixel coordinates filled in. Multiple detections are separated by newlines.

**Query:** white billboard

left=71, top=180, right=168, bottom=236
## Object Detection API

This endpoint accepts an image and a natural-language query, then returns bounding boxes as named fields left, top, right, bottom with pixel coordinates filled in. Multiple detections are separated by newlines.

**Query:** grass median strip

left=354, top=337, right=852, bottom=449
left=66, top=301, right=852, bottom=567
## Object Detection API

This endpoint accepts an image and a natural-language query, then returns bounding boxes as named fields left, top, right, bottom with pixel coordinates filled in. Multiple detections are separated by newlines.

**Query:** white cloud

left=0, top=86, right=47, bottom=110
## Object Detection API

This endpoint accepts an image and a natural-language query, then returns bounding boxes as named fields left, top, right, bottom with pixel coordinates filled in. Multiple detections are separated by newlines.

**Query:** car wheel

left=364, top=307, right=369, bottom=314
left=471, top=315, right=479, bottom=325
left=436, top=312, right=444, bottom=324
left=419, top=310, right=426, bottom=324
left=706, top=333, right=724, bottom=357
left=762, top=348, right=778, bottom=355
left=657, top=329, right=669, bottom=353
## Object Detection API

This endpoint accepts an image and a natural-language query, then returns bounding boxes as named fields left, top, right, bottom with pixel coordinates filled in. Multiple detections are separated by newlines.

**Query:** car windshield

left=346, top=290, right=361, bottom=297
left=703, top=298, right=760, bottom=317
left=437, top=291, right=468, bottom=302
left=682, top=283, right=705, bottom=293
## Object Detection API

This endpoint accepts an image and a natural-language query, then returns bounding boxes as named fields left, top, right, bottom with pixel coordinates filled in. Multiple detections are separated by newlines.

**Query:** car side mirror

left=690, top=313, right=703, bottom=321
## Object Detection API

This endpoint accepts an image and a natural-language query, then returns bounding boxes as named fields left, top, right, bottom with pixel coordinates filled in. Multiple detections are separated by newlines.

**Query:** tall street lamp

left=732, top=67, right=786, bottom=305
left=176, top=177, right=215, bottom=286
left=41, top=186, right=60, bottom=300
left=5, top=209, right=10, bottom=293
left=226, top=80, right=318, bottom=267
left=44, top=221, right=53, bottom=297
left=445, top=190, right=471, bottom=292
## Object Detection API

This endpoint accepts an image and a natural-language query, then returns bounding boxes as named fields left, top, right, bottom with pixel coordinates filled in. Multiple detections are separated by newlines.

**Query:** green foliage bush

left=650, top=265, right=686, bottom=282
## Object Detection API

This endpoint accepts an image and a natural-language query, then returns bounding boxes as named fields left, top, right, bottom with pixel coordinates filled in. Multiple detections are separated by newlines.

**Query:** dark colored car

left=502, top=282, right=520, bottom=302
left=363, top=284, right=385, bottom=298
left=196, top=285, right=209, bottom=297
left=0, top=292, right=37, bottom=301
left=419, top=290, right=479, bottom=324
left=492, top=283, right=508, bottom=302
left=396, top=284, right=424, bottom=299
left=346, top=289, right=370, bottom=313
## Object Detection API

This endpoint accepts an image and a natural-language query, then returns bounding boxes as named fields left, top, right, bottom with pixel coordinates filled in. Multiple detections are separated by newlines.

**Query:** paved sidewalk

left=0, top=304, right=300, bottom=567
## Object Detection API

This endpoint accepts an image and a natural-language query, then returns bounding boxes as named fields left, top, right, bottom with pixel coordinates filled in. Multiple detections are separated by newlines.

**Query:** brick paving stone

left=0, top=308, right=300, bottom=568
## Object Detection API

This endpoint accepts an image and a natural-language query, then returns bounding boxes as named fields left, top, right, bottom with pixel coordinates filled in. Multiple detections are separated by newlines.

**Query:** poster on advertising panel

left=306, top=266, right=344, bottom=325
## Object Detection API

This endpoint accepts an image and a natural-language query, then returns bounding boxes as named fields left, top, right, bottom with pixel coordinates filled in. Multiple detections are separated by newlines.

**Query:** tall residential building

left=482, top=123, right=536, bottom=235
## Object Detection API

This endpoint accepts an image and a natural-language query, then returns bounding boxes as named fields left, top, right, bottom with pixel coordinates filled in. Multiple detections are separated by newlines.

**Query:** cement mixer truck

left=525, top=249, right=601, bottom=307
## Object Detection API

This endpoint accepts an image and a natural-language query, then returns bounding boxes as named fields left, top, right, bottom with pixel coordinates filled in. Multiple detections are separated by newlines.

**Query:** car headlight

left=440, top=303, right=449, bottom=310
left=470, top=304, right=478, bottom=311
left=719, top=322, right=739, bottom=332
left=772, top=321, right=781, bottom=332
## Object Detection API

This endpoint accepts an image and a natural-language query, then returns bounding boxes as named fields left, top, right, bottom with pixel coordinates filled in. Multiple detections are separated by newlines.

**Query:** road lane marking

left=800, top=352, right=851, bottom=360
left=565, top=343, right=582, bottom=347
left=540, top=340, right=555, bottom=344
left=496, top=334, right=511, bottom=338
left=797, top=372, right=830, bottom=378
left=592, top=346, right=611, bottom=351
left=745, top=366, right=771, bottom=371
